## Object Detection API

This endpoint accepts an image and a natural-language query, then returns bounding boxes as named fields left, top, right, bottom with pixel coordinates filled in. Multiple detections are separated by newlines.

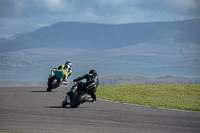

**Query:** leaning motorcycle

left=47, top=69, right=66, bottom=91
left=62, top=81, right=94, bottom=108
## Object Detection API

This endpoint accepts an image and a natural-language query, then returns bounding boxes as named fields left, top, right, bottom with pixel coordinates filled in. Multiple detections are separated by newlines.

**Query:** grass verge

left=96, top=84, right=200, bottom=112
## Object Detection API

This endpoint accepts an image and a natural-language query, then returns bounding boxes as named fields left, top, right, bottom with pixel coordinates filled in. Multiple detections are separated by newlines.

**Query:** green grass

left=97, top=84, right=200, bottom=112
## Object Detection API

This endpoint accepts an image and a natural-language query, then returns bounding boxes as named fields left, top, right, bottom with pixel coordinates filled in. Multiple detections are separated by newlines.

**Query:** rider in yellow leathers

left=50, top=61, right=72, bottom=85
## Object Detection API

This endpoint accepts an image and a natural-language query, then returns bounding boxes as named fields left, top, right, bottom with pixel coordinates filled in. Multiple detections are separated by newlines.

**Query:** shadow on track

left=45, top=106, right=88, bottom=109
left=45, top=106, right=67, bottom=108
left=29, top=91, right=50, bottom=92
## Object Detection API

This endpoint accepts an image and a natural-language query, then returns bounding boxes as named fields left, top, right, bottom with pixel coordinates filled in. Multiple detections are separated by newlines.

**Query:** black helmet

left=89, top=69, right=97, bottom=74
left=65, top=61, right=72, bottom=68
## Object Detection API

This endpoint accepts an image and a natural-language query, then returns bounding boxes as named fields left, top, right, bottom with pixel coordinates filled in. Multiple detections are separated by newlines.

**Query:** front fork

left=68, top=83, right=78, bottom=93
left=64, top=96, right=71, bottom=104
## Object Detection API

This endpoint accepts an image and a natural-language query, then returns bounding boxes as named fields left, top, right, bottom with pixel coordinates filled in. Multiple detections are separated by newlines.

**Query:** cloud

left=0, top=0, right=199, bottom=37
left=0, top=0, right=16, bottom=18
left=1, top=0, right=199, bottom=19
left=189, top=0, right=200, bottom=17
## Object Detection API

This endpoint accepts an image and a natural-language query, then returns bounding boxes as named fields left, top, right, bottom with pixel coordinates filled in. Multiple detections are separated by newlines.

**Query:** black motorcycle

left=62, top=81, right=94, bottom=108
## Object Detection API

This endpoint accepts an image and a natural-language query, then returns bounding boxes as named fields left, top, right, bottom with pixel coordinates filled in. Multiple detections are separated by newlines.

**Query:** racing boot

left=61, top=77, right=68, bottom=85
left=85, top=97, right=96, bottom=103
left=61, top=81, right=68, bottom=85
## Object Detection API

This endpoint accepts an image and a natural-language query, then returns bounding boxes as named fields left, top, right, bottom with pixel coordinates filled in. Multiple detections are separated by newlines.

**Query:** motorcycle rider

left=67, top=69, right=99, bottom=103
left=50, top=61, right=72, bottom=85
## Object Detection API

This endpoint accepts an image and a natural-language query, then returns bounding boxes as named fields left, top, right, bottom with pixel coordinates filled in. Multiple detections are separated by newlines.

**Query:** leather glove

left=73, top=79, right=77, bottom=82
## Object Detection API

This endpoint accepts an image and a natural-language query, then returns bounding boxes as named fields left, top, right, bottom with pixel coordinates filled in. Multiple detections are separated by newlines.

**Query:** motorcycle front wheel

left=47, top=87, right=52, bottom=92
left=70, top=91, right=86, bottom=108
left=47, top=78, right=58, bottom=91
left=62, top=97, right=69, bottom=107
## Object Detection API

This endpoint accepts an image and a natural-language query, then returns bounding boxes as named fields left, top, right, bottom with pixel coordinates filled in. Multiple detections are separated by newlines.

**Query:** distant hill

left=99, top=75, right=200, bottom=86
left=0, top=19, right=200, bottom=81
left=0, top=81, right=47, bottom=87
left=1, top=19, right=200, bottom=52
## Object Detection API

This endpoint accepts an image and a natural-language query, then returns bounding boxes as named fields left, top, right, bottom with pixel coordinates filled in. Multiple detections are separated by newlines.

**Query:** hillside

left=1, top=19, right=200, bottom=52
left=99, top=75, right=200, bottom=86
left=0, top=19, right=200, bottom=81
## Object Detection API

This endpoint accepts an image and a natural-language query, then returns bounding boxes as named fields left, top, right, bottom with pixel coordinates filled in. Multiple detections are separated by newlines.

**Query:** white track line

left=97, top=98, right=200, bottom=113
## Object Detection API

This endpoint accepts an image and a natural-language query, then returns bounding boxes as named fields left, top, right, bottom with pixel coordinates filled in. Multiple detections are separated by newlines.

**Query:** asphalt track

left=0, top=87, right=200, bottom=133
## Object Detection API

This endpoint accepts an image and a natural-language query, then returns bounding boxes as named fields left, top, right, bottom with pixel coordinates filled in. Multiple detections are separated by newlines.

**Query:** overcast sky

left=0, top=0, right=200, bottom=37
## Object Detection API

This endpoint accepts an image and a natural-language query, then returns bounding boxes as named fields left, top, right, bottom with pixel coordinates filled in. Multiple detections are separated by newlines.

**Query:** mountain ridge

left=1, top=19, right=200, bottom=52
left=0, top=19, right=200, bottom=81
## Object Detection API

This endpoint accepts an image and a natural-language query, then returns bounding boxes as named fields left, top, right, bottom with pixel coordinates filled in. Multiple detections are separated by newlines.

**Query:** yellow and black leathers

left=54, top=65, right=72, bottom=80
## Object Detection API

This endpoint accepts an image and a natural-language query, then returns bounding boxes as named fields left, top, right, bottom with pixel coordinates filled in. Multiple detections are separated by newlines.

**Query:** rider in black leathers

left=67, top=69, right=99, bottom=102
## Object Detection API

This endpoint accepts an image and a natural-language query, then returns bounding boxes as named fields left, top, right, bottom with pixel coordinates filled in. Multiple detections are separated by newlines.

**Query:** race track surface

left=0, top=87, right=200, bottom=133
